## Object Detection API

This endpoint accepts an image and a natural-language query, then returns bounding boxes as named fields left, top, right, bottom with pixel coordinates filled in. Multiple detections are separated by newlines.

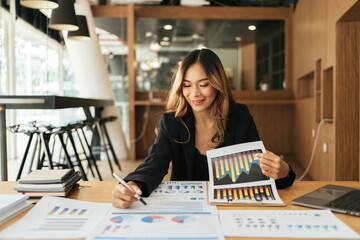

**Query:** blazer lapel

left=180, top=109, right=196, bottom=179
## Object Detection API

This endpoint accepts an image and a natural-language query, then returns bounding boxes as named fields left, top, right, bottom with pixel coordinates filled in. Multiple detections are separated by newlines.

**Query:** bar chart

left=211, top=149, right=268, bottom=185
left=213, top=184, right=276, bottom=201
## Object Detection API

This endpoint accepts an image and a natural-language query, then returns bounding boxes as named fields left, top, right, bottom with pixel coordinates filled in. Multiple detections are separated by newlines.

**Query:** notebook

left=291, top=184, right=360, bottom=217
left=18, top=169, right=74, bottom=184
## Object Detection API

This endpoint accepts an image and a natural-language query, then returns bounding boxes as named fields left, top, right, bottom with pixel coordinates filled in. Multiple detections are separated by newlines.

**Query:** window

left=0, top=13, right=8, bottom=94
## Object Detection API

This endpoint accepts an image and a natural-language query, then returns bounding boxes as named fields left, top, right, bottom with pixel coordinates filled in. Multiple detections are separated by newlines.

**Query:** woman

left=112, top=48, right=296, bottom=209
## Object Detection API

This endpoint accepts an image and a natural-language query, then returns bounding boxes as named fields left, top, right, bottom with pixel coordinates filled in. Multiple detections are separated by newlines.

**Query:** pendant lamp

left=20, top=0, right=58, bottom=9
left=67, top=15, right=90, bottom=41
left=49, top=0, right=78, bottom=31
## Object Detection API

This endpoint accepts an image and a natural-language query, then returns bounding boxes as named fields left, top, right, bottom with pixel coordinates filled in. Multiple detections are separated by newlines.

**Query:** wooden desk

left=0, top=181, right=359, bottom=240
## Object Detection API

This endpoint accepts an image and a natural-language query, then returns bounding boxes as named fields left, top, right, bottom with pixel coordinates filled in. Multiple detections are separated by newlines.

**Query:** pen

left=112, top=172, right=147, bottom=206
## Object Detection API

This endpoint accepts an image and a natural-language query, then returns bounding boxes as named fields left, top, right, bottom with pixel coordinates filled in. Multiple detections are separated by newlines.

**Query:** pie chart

left=171, top=216, right=196, bottom=223
left=141, top=215, right=165, bottom=223
left=110, top=215, right=135, bottom=223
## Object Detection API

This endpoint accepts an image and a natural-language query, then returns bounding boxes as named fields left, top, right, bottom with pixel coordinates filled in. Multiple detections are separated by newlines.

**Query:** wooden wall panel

left=247, top=104, right=294, bottom=155
left=293, top=0, right=357, bottom=180
left=241, top=43, right=256, bottom=90
left=335, top=21, right=360, bottom=180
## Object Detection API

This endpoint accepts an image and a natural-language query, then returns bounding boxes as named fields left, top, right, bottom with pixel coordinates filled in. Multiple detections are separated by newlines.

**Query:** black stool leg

left=40, top=132, right=54, bottom=169
left=80, top=128, right=103, bottom=181
left=75, top=129, right=98, bottom=179
left=57, top=133, right=75, bottom=169
left=101, top=122, right=121, bottom=171
left=95, top=122, right=113, bottom=174
left=67, top=130, right=88, bottom=181
left=16, top=133, right=34, bottom=180
left=27, top=134, right=39, bottom=174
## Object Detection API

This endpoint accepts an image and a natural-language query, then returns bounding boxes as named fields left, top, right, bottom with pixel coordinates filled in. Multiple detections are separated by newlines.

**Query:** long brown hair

left=166, top=48, right=234, bottom=143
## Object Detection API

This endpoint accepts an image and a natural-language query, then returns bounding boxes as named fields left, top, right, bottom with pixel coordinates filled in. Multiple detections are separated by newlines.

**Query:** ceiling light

left=49, top=0, right=78, bottom=31
left=162, top=37, right=170, bottom=41
left=145, top=32, right=153, bottom=37
left=160, top=41, right=170, bottom=46
left=150, top=58, right=161, bottom=69
left=150, top=42, right=161, bottom=52
left=248, top=25, right=256, bottom=31
left=67, top=15, right=91, bottom=41
left=235, top=37, right=242, bottom=41
left=164, top=25, right=172, bottom=30
left=20, top=0, right=58, bottom=9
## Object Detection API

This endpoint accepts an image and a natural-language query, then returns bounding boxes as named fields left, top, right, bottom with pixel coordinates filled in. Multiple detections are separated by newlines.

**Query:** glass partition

left=0, top=17, right=7, bottom=95
left=135, top=18, right=285, bottom=91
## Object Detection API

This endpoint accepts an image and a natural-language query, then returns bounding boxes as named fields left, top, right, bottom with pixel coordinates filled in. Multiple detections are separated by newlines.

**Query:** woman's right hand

left=112, top=181, right=143, bottom=209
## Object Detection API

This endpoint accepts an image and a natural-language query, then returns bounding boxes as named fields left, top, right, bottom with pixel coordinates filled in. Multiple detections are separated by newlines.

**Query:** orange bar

left=265, top=187, right=270, bottom=196
left=223, top=189, right=227, bottom=198
left=243, top=155, right=249, bottom=172
left=228, top=189, right=232, bottom=197
left=254, top=188, right=259, bottom=194
left=233, top=189, right=238, bottom=199
left=217, top=189, right=221, bottom=199
left=230, top=157, right=236, bottom=182
left=260, top=187, right=264, bottom=193
left=249, top=188, right=254, bottom=198
left=238, top=155, right=244, bottom=169
left=234, top=157, right=240, bottom=175
left=248, top=154, right=253, bottom=163
left=215, top=160, right=220, bottom=179
left=225, top=158, right=229, bottom=171
left=238, top=189, right=244, bottom=198
left=244, top=188, right=249, bottom=196
left=220, top=159, right=224, bottom=176
left=253, top=153, right=258, bottom=162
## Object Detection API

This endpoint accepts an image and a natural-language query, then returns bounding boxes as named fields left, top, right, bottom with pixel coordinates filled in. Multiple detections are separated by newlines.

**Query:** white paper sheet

left=0, top=196, right=111, bottom=239
left=206, top=141, right=284, bottom=205
left=219, top=209, right=360, bottom=239
left=88, top=211, right=224, bottom=240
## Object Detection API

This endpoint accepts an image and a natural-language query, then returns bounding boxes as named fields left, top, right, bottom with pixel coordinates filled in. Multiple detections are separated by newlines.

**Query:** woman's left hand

left=257, top=150, right=289, bottom=179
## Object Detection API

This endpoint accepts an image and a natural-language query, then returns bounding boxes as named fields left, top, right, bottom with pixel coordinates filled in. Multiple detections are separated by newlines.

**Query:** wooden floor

left=8, top=153, right=308, bottom=182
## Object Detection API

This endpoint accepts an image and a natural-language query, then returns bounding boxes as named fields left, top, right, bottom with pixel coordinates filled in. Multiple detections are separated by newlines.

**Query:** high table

left=0, top=96, right=114, bottom=181
left=0, top=180, right=359, bottom=240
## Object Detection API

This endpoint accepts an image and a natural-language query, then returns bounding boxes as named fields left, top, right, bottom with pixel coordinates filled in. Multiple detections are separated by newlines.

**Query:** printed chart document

left=88, top=181, right=224, bottom=240
left=219, top=209, right=360, bottom=239
left=0, top=196, right=111, bottom=239
left=206, top=141, right=284, bottom=205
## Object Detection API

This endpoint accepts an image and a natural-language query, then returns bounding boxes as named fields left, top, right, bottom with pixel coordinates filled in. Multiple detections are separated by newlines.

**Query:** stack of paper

left=0, top=194, right=32, bottom=225
left=14, top=169, right=82, bottom=197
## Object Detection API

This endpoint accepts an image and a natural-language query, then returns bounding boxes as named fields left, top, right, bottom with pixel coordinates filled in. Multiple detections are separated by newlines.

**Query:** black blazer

left=124, top=103, right=295, bottom=196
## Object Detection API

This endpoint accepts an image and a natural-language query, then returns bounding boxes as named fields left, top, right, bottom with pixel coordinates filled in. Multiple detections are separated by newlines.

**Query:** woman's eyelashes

left=182, top=83, right=209, bottom=88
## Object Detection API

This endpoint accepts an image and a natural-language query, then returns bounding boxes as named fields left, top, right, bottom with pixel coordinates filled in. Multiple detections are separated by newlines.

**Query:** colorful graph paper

left=212, top=149, right=268, bottom=185
left=213, top=184, right=275, bottom=201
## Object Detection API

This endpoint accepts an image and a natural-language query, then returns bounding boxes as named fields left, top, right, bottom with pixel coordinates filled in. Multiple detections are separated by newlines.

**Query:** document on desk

left=206, top=141, right=284, bottom=205
left=88, top=181, right=224, bottom=240
left=0, top=196, right=111, bottom=239
left=88, top=208, right=224, bottom=240
left=219, top=209, right=360, bottom=238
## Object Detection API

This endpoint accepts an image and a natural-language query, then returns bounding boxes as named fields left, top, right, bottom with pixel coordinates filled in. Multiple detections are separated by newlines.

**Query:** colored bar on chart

left=215, top=160, right=219, bottom=179
left=217, top=189, right=221, bottom=199
left=243, top=155, right=249, bottom=172
left=70, top=209, right=78, bottom=215
left=60, top=208, right=69, bottom=215
left=233, top=189, right=238, bottom=199
left=238, top=155, right=244, bottom=169
left=234, top=157, right=240, bottom=175
left=223, top=189, right=227, bottom=199
left=238, top=189, right=244, bottom=199
left=229, top=158, right=236, bottom=182
left=79, top=209, right=87, bottom=215
left=220, top=159, right=225, bottom=175
left=244, top=188, right=249, bottom=198
left=102, top=225, right=111, bottom=235
left=248, top=154, right=253, bottom=163
left=112, top=225, right=120, bottom=233
left=48, top=206, right=60, bottom=215
left=225, top=158, right=229, bottom=171
left=249, top=188, right=254, bottom=199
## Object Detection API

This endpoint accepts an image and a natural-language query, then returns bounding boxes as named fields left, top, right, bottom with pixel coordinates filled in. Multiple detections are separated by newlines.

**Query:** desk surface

left=0, top=181, right=359, bottom=240
left=0, top=95, right=113, bottom=109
